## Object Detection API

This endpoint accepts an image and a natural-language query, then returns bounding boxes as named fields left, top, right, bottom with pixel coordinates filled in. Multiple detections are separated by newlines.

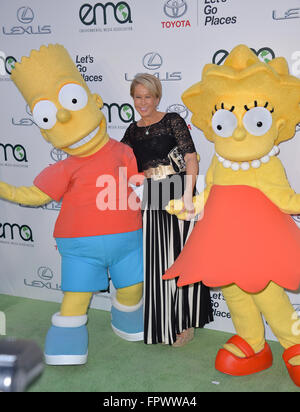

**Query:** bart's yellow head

left=182, top=45, right=300, bottom=162
left=11, top=44, right=108, bottom=157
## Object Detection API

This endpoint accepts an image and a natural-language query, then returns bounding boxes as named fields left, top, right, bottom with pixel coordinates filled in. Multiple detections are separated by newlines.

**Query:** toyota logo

left=167, top=104, right=189, bottom=120
left=50, top=148, right=69, bottom=162
left=143, top=52, right=163, bottom=70
left=164, top=0, right=187, bottom=19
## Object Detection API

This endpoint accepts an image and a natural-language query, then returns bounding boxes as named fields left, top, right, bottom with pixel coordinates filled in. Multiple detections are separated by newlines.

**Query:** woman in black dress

left=121, top=73, right=213, bottom=346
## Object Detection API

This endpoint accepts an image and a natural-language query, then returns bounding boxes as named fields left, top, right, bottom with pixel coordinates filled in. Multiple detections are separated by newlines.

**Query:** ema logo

left=0, top=143, right=28, bottom=163
left=212, top=47, right=275, bottom=66
left=79, top=2, right=132, bottom=26
left=161, top=0, right=191, bottom=29
left=0, top=51, right=17, bottom=76
left=103, top=102, right=135, bottom=123
left=0, top=222, right=33, bottom=242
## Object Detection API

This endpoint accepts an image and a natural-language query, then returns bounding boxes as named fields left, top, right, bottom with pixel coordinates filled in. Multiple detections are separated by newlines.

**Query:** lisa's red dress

left=163, top=185, right=300, bottom=293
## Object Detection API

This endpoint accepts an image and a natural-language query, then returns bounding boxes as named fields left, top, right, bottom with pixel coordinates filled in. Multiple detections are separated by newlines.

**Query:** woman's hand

left=179, top=193, right=196, bottom=221
left=166, top=195, right=204, bottom=221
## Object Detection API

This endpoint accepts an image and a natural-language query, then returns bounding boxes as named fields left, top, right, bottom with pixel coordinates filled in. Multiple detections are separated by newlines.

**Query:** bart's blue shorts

left=56, top=229, right=143, bottom=292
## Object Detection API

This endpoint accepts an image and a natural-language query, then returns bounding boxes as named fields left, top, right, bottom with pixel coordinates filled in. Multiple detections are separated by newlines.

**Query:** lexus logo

left=38, top=266, right=54, bottom=281
left=143, top=52, right=163, bottom=70
left=17, top=6, right=34, bottom=24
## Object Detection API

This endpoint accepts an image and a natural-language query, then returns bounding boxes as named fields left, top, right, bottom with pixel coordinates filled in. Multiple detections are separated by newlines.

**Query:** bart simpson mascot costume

left=1, top=44, right=144, bottom=365
left=164, top=45, right=300, bottom=387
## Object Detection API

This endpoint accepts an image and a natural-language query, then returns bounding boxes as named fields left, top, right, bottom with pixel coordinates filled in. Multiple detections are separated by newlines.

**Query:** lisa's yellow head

left=182, top=45, right=300, bottom=162
left=11, top=44, right=107, bottom=157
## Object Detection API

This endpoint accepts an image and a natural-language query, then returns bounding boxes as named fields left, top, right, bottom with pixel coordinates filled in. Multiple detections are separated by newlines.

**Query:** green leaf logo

left=118, top=4, right=128, bottom=20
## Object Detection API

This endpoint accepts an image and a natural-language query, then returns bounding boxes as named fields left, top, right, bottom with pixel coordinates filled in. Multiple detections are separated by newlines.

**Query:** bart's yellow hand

left=166, top=195, right=204, bottom=220
left=0, top=182, right=52, bottom=206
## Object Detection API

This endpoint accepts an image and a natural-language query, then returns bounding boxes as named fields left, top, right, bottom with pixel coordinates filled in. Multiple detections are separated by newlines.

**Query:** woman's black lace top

left=121, top=112, right=196, bottom=172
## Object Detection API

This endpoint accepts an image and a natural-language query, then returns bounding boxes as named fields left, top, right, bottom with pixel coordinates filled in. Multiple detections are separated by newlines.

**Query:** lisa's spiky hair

left=183, top=44, right=300, bottom=144
left=11, top=44, right=86, bottom=106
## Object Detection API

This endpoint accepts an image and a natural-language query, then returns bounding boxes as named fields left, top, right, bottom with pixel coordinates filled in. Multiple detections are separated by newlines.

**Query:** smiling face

left=11, top=44, right=108, bottom=157
left=31, top=79, right=106, bottom=157
left=132, top=83, right=159, bottom=121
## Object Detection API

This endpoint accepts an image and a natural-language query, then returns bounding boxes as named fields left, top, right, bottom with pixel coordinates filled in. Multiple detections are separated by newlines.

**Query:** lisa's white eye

left=212, top=109, right=237, bottom=138
left=32, top=100, right=57, bottom=130
left=243, top=107, right=273, bottom=136
left=58, top=83, right=88, bottom=111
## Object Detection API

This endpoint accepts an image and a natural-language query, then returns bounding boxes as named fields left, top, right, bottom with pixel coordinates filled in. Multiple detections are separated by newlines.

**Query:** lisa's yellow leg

left=116, top=282, right=143, bottom=306
left=221, top=284, right=265, bottom=357
left=60, top=292, right=93, bottom=316
left=253, top=282, right=300, bottom=366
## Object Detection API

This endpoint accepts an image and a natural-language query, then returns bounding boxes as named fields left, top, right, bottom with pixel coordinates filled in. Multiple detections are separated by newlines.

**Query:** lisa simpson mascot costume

left=0, top=44, right=144, bottom=365
left=164, top=45, right=300, bottom=387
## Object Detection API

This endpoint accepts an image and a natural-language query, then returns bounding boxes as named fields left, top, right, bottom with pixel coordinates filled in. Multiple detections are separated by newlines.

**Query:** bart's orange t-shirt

left=34, top=138, right=142, bottom=238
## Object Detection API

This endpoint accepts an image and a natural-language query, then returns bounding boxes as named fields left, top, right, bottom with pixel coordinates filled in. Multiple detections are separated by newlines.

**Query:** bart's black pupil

left=217, top=125, right=222, bottom=130
left=257, top=121, right=263, bottom=127
left=43, top=118, right=48, bottom=123
left=72, top=98, right=77, bottom=104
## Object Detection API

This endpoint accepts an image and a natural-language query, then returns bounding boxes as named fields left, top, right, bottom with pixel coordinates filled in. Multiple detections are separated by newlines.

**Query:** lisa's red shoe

left=215, top=335, right=273, bottom=376
left=282, top=344, right=300, bottom=387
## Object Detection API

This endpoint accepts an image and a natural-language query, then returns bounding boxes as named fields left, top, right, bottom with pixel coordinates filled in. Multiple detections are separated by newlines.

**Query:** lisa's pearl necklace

left=216, top=145, right=279, bottom=171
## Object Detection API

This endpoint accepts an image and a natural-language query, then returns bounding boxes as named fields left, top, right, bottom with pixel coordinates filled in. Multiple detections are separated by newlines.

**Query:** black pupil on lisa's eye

left=257, top=121, right=263, bottom=127
left=217, top=125, right=222, bottom=130
left=43, top=118, right=48, bottom=123
left=72, top=98, right=77, bottom=104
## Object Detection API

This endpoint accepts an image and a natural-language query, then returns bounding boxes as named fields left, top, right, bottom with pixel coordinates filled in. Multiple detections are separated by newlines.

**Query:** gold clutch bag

left=168, top=146, right=186, bottom=173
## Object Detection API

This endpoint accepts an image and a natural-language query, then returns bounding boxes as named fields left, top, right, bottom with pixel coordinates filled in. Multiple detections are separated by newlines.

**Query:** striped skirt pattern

left=143, top=176, right=213, bottom=345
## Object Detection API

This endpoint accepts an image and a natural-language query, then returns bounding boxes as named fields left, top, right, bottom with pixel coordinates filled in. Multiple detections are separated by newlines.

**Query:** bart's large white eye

left=32, top=100, right=57, bottom=130
left=58, top=83, right=88, bottom=111
left=243, top=107, right=273, bottom=136
left=212, top=109, right=237, bottom=138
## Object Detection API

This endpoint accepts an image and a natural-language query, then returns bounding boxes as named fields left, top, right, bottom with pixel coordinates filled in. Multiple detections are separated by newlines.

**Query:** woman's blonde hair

left=130, top=73, right=162, bottom=102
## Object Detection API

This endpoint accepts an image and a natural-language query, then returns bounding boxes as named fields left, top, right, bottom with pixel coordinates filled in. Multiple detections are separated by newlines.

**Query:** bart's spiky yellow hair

left=11, top=44, right=86, bottom=107
left=183, top=44, right=300, bottom=144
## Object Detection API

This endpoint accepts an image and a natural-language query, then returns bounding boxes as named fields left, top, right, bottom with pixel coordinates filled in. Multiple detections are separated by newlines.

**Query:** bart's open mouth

left=68, top=126, right=100, bottom=149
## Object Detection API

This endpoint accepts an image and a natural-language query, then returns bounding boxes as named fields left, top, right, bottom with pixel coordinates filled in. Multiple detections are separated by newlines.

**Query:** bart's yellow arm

left=0, top=182, right=52, bottom=206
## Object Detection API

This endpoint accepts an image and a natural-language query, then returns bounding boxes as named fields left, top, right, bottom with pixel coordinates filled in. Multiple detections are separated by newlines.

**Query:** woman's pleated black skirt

left=142, top=173, right=213, bottom=345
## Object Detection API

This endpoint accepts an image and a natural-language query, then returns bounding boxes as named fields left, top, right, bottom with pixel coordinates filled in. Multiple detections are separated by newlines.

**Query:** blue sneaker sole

left=111, top=324, right=144, bottom=342
left=45, top=352, right=88, bottom=365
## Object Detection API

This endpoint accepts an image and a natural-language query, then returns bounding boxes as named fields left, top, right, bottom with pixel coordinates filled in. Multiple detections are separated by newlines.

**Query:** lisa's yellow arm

left=0, top=182, right=52, bottom=206
left=256, top=158, right=300, bottom=215
left=166, top=156, right=215, bottom=220
left=167, top=155, right=300, bottom=218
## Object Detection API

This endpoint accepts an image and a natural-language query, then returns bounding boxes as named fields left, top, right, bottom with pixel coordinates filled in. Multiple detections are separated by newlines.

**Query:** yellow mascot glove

left=166, top=194, right=204, bottom=220
left=0, top=182, right=52, bottom=206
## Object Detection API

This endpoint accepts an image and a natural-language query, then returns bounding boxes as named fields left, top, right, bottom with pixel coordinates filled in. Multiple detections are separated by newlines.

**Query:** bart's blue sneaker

left=111, top=298, right=144, bottom=341
left=44, top=313, right=88, bottom=365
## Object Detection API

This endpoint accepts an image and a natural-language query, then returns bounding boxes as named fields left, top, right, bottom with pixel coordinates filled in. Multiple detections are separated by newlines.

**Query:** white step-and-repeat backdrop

left=1, top=0, right=300, bottom=340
